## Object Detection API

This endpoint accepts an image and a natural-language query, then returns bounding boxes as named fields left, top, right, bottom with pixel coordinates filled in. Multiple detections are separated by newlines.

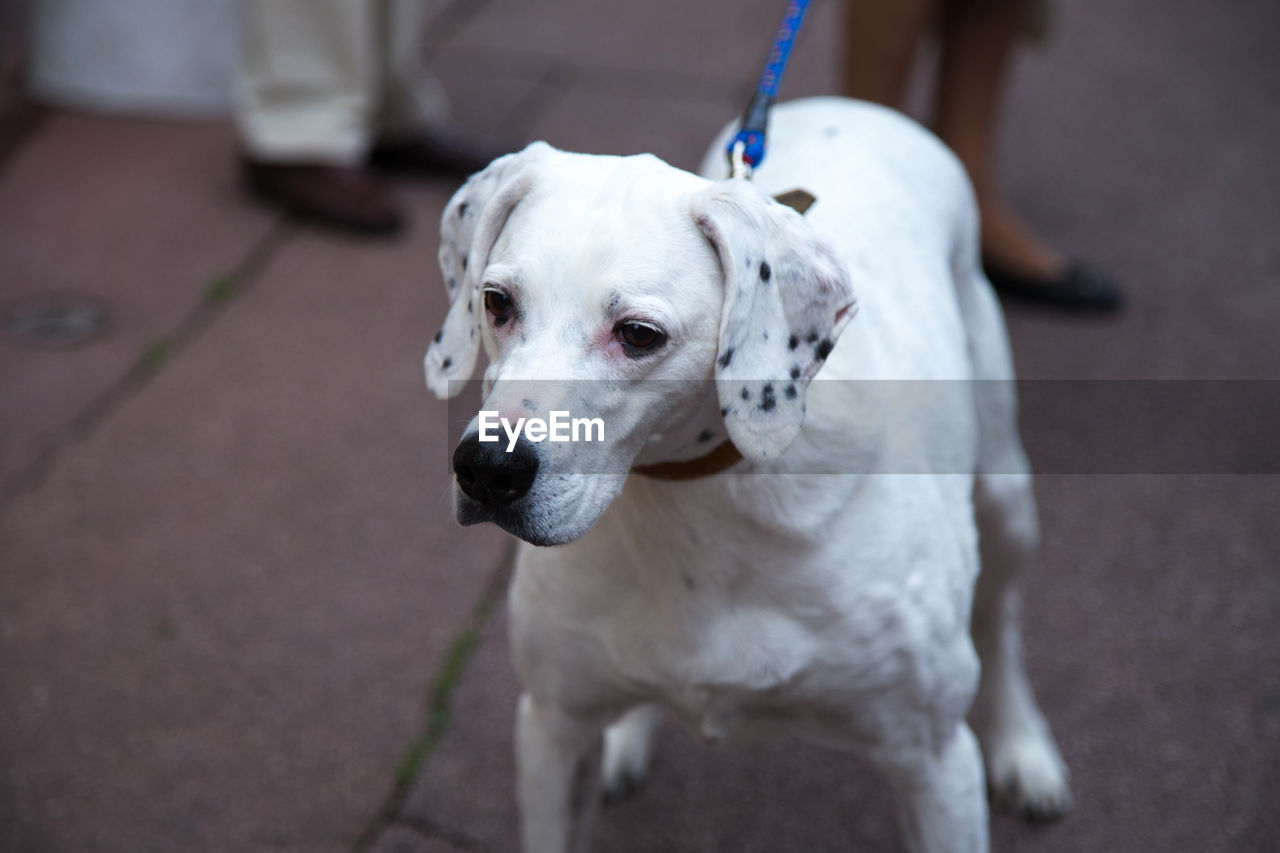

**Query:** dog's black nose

left=452, top=434, right=539, bottom=506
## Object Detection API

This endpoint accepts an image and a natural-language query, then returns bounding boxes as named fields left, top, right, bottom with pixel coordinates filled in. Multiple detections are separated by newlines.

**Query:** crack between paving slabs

left=386, top=815, right=483, bottom=853
left=0, top=220, right=293, bottom=518
left=353, top=538, right=517, bottom=853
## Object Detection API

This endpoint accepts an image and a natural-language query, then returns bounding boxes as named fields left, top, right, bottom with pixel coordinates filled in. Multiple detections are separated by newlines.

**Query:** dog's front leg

left=516, top=692, right=606, bottom=853
left=886, top=722, right=989, bottom=853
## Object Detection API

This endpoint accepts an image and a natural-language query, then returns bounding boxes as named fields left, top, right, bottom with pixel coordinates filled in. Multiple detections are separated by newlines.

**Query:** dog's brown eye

left=484, top=290, right=514, bottom=326
left=617, top=322, right=665, bottom=353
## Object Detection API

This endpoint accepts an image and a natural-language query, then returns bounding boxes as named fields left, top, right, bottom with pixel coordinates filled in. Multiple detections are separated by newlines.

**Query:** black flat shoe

left=984, top=261, right=1125, bottom=313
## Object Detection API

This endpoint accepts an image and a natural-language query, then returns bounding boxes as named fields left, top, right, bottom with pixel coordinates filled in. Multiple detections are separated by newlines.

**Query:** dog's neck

left=630, top=381, right=732, bottom=472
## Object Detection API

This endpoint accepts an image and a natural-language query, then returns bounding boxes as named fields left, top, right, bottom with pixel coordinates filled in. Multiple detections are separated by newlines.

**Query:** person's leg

left=842, top=0, right=934, bottom=107
left=933, top=0, right=1064, bottom=279
left=845, top=1, right=1120, bottom=308
left=236, top=0, right=401, bottom=234
left=237, top=0, right=377, bottom=164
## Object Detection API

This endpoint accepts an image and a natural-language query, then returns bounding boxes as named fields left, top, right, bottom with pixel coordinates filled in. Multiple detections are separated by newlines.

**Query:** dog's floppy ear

left=692, top=180, right=856, bottom=461
left=424, top=142, right=552, bottom=398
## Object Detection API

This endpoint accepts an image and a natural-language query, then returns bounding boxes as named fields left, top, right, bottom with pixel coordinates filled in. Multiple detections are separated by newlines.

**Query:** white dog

left=424, top=97, right=1071, bottom=852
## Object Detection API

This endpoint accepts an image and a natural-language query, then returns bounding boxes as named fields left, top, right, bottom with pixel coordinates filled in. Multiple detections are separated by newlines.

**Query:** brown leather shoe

left=369, top=123, right=517, bottom=178
left=243, top=160, right=404, bottom=235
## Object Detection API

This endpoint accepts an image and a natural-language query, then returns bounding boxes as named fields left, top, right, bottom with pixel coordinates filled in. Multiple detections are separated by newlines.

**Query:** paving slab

left=525, top=88, right=738, bottom=174
left=0, top=114, right=276, bottom=496
left=450, top=0, right=820, bottom=82
left=425, top=47, right=557, bottom=141
left=0, top=184, right=510, bottom=852
left=1007, top=475, right=1280, bottom=851
left=455, top=3, right=840, bottom=174
left=997, top=0, right=1280, bottom=379
left=440, top=0, right=848, bottom=169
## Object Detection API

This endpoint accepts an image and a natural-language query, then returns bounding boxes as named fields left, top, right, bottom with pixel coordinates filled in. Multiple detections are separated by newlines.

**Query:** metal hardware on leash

left=730, top=140, right=750, bottom=180
left=726, top=0, right=812, bottom=180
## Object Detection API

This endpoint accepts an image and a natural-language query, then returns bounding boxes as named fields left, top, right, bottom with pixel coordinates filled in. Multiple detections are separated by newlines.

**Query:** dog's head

left=425, top=142, right=854, bottom=545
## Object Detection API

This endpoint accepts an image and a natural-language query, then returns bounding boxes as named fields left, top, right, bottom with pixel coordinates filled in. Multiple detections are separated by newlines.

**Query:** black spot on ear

left=433, top=329, right=443, bottom=343
left=467, top=300, right=473, bottom=314
left=718, top=347, right=735, bottom=369
left=720, top=406, right=730, bottom=417
left=740, top=387, right=751, bottom=401
left=760, top=383, right=777, bottom=412
left=806, top=330, right=819, bottom=344
left=697, top=430, right=713, bottom=443
left=448, top=277, right=457, bottom=290
left=815, top=337, right=834, bottom=361
left=790, top=365, right=801, bottom=379
left=442, top=357, right=453, bottom=370
left=461, top=256, right=468, bottom=271
left=759, top=261, right=771, bottom=283
left=785, top=384, right=797, bottom=399
left=788, top=334, right=799, bottom=350
left=762, top=330, right=768, bottom=341
left=458, top=201, right=469, bottom=218
left=470, top=329, right=475, bottom=339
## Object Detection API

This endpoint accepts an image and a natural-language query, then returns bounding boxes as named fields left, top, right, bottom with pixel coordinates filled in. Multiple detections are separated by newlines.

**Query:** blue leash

left=726, top=0, right=812, bottom=179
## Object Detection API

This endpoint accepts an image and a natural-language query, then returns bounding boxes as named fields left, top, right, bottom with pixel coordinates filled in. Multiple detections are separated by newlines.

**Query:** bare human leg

left=933, top=0, right=1066, bottom=280
left=841, top=0, right=934, bottom=108
left=844, top=0, right=1122, bottom=309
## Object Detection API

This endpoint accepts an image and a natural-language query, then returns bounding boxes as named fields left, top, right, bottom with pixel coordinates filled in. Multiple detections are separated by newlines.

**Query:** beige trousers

left=236, top=0, right=449, bottom=164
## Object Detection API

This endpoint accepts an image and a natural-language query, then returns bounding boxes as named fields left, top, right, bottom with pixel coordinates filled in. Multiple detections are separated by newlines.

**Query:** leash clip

left=724, top=0, right=811, bottom=180
left=730, top=140, right=752, bottom=181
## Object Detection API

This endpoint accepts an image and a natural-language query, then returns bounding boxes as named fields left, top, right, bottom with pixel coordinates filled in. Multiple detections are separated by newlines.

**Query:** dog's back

left=703, top=97, right=983, bottom=386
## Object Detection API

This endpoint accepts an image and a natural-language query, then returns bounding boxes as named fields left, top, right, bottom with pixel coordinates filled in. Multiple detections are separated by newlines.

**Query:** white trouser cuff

left=237, top=91, right=371, bottom=164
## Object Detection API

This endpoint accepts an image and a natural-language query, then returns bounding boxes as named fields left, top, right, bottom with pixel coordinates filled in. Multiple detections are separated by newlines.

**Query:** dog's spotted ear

left=424, top=142, right=552, bottom=398
left=692, top=180, right=856, bottom=461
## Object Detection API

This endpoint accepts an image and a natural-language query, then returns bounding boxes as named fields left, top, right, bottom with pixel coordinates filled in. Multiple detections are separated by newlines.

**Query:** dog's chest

left=609, top=596, right=819, bottom=690
left=593, top=579, right=838, bottom=738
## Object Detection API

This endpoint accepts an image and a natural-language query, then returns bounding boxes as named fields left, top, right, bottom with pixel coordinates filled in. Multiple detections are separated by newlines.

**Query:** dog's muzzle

left=452, top=434, right=539, bottom=507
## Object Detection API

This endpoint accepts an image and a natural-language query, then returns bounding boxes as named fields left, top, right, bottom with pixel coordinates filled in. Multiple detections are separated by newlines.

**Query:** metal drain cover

left=2, top=292, right=111, bottom=348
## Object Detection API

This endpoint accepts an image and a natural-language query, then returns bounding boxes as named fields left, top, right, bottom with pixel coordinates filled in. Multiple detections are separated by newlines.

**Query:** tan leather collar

left=631, top=440, right=744, bottom=481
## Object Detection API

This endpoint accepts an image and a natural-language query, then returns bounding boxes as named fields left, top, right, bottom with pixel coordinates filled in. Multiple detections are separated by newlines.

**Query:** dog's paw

left=986, top=732, right=1073, bottom=821
left=601, top=707, right=660, bottom=804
